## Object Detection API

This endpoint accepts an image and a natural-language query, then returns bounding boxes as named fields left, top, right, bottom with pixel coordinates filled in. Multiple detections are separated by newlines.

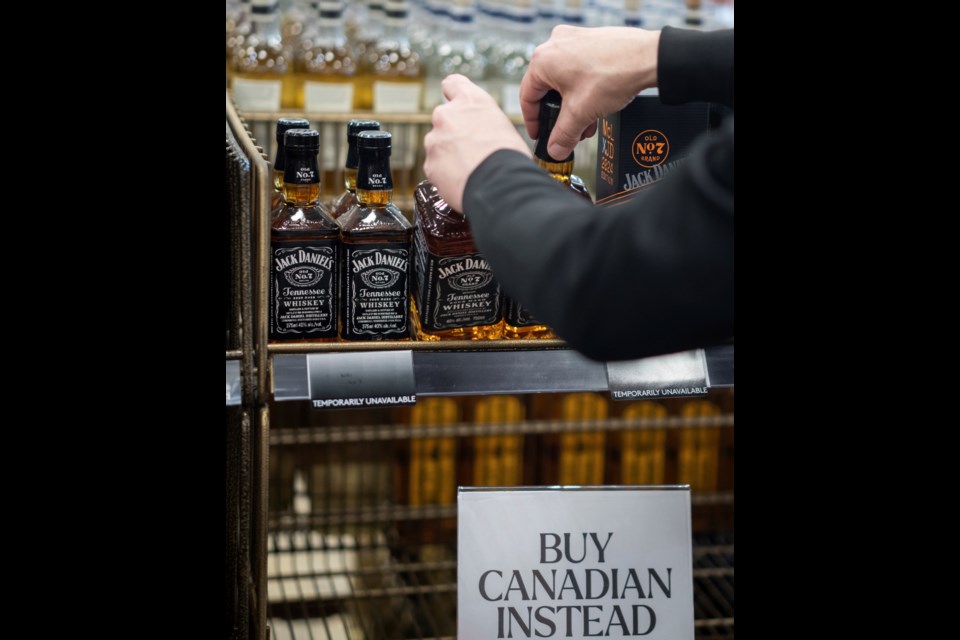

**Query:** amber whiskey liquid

left=411, top=181, right=504, bottom=340
left=294, top=1, right=360, bottom=111
left=338, top=131, right=414, bottom=341
left=270, top=128, right=340, bottom=343
left=230, top=0, right=296, bottom=111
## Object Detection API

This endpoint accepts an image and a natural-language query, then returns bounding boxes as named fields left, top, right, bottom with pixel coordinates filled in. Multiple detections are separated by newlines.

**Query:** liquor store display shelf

left=268, top=343, right=733, bottom=402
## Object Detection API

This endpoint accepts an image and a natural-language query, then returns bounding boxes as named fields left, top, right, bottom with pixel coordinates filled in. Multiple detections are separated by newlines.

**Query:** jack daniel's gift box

left=595, top=95, right=712, bottom=208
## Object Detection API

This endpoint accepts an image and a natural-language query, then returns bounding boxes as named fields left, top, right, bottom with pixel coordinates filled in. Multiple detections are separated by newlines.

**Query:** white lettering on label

left=275, top=250, right=335, bottom=272
left=351, top=251, right=408, bottom=274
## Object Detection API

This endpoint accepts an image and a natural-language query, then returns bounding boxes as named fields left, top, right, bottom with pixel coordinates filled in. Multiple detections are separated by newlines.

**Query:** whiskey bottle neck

left=282, top=182, right=321, bottom=206
left=535, top=156, right=575, bottom=184
left=356, top=187, right=393, bottom=206
left=344, top=167, right=358, bottom=193
left=249, top=2, right=281, bottom=38
left=313, top=2, right=347, bottom=43
left=356, top=148, right=393, bottom=204
left=283, top=150, right=322, bottom=204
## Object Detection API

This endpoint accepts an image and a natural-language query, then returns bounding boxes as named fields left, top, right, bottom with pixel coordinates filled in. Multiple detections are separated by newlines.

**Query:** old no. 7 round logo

left=631, top=129, right=670, bottom=168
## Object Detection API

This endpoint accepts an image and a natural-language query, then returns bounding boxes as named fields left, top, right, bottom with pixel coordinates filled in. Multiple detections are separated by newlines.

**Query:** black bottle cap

left=276, top=118, right=310, bottom=144
left=346, top=120, right=381, bottom=169
left=284, top=128, right=320, bottom=151
left=357, top=130, right=392, bottom=152
left=535, top=90, right=574, bottom=163
left=348, top=119, right=382, bottom=141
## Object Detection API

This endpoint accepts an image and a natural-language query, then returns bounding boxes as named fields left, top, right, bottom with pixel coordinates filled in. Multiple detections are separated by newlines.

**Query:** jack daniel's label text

left=342, top=244, right=410, bottom=339
left=414, top=225, right=501, bottom=331
left=270, top=243, right=338, bottom=339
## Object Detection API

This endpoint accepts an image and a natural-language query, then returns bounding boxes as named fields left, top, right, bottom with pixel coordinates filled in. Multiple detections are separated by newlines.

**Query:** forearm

left=463, top=120, right=734, bottom=361
left=658, top=26, right=734, bottom=107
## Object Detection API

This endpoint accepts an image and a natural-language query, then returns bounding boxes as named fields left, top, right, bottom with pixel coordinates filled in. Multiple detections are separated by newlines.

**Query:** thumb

left=546, top=106, right=587, bottom=161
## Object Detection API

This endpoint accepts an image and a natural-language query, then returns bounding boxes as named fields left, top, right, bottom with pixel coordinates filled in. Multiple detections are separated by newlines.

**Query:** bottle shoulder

left=339, top=202, right=413, bottom=236
left=273, top=203, right=339, bottom=235
left=413, top=181, right=478, bottom=254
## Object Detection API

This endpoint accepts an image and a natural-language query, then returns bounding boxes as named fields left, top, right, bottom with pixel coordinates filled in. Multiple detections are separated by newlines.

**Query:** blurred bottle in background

left=230, top=0, right=296, bottom=111
left=490, top=0, right=536, bottom=117
left=296, top=1, right=359, bottom=111
left=281, top=0, right=313, bottom=49
left=226, top=0, right=251, bottom=78
left=424, top=0, right=488, bottom=110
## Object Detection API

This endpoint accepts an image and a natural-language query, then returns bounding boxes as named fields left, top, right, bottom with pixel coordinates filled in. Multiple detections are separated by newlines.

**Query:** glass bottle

left=295, top=0, right=359, bottom=112
left=491, top=0, right=536, bottom=116
left=368, top=0, right=425, bottom=201
left=270, top=128, right=340, bottom=342
left=338, top=131, right=414, bottom=341
left=424, top=0, right=487, bottom=110
left=623, top=0, right=644, bottom=27
left=411, top=181, right=504, bottom=340
left=230, top=0, right=296, bottom=111
left=272, top=117, right=311, bottom=216
left=331, top=119, right=381, bottom=219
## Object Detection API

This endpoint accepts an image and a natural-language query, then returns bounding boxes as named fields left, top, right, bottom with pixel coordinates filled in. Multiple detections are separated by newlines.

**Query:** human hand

left=423, top=74, right=532, bottom=212
left=520, top=26, right=661, bottom=160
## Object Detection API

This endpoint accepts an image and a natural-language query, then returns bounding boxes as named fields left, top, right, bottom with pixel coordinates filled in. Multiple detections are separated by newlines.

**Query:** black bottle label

left=504, top=297, right=538, bottom=327
left=342, top=242, right=411, bottom=339
left=270, top=240, right=339, bottom=340
left=414, top=226, right=501, bottom=332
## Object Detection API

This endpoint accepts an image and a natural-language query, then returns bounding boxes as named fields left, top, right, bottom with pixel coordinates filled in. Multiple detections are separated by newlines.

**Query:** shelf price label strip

left=306, top=350, right=416, bottom=409
left=605, top=349, right=709, bottom=401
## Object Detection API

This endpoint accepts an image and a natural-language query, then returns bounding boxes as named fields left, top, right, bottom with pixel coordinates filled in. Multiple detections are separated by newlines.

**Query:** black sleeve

left=658, top=27, right=734, bottom=108
left=463, top=116, right=734, bottom=362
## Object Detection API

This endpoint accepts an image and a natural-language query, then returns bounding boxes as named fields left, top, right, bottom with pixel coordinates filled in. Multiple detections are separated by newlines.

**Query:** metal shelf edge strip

left=273, top=346, right=733, bottom=400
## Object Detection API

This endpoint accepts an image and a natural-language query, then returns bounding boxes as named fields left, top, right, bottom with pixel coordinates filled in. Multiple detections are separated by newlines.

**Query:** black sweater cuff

left=658, top=26, right=734, bottom=108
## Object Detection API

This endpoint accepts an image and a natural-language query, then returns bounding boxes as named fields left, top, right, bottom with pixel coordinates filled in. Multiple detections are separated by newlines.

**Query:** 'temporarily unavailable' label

left=606, top=350, right=708, bottom=400
left=307, top=351, right=416, bottom=408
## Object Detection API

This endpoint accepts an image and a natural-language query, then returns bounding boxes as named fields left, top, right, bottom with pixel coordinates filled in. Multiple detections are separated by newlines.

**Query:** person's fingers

left=441, top=73, right=485, bottom=103
left=547, top=105, right=588, bottom=161
left=581, top=121, right=598, bottom=140
left=519, top=67, right=551, bottom=140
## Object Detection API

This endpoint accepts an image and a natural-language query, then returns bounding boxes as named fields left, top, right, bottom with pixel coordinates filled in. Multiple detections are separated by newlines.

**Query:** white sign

left=373, top=80, right=423, bottom=113
left=305, top=81, right=355, bottom=113
left=458, top=487, right=694, bottom=639
left=231, top=77, right=282, bottom=112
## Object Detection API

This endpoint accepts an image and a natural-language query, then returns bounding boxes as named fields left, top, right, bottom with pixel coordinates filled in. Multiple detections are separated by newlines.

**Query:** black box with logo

left=595, top=95, right=713, bottom=208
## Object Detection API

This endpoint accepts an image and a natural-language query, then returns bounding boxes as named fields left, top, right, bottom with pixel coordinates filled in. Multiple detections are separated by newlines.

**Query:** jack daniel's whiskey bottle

left=270, top=128, right=340, bottom=342
left=503, top=89, right=592, bottom=339
left=411, top=181, right=503, bottom=340
left=339, top=131, right=414, bottom=341
left=331, top=119, right=381, bottom=219
left=272, top=117, right=310, bottom=216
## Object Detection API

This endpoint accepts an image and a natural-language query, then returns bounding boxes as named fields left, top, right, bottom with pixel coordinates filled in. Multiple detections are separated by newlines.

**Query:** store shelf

left=264, top=528, right=732, bottom=640
left=271, top=343, right=733, bottom=401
